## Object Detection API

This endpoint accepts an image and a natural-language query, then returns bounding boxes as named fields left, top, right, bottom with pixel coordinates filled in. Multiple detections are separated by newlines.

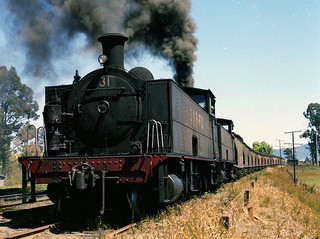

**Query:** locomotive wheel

left=178, top=177, right=189, bottom=202
left=55, top=197, right=72, bottom=218
left=127, top=187, right=146, bottom=222
left=47, top=184, right=65, bottom=204
left=194, top=176, right=208, bottom=196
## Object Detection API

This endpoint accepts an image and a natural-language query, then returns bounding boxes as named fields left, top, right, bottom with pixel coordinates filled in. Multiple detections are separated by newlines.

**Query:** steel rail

left=0, top=191, right=46, bottom=200
left=0, top=198, right=50, bottom=210
left=3, top=222, right=61, bottom=239
left=103, top=223, right=136, bottom=239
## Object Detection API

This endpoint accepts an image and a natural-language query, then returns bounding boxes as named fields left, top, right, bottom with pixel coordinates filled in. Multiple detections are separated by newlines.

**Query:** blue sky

left=0, top=0, right=319, bottom=150
left=190, top=0, right=320, bottom=148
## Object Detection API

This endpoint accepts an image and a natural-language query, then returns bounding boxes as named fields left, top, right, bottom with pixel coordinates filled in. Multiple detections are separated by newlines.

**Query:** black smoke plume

left=125, top=0, right=197, bottom=87
left=4, top=0, right=197, bottom=87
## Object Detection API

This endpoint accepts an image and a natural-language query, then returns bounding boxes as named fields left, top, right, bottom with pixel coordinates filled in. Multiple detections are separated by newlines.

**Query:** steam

left=5, top=1, right=54, bottom=77
left=125, top=0, right=197, bottom=87
left=4, top=0, right=197, bottom=87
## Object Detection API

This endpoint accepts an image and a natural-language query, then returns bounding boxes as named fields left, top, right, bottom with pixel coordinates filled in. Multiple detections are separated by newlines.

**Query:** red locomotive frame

left=19, top=154, right=169, bottom=184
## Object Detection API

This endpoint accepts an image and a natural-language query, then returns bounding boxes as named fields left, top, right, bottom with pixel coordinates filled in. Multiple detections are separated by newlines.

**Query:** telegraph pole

left=314, top=131, right=319, bottom=166
left=285, top=130, right=302, bottom=184
left=276, top=139, right=284, bottom=168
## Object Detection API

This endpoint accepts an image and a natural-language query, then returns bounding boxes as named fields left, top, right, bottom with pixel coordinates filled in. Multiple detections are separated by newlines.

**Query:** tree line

left=0, top=66, right=39, bottom=176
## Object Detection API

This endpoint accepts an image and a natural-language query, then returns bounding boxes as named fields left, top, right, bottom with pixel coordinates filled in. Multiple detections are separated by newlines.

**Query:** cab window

left=191, top=94, right=206, bottom=109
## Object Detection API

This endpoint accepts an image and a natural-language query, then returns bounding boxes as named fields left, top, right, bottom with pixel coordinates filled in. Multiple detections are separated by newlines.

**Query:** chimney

left=97, top=33, right=128, bottom=69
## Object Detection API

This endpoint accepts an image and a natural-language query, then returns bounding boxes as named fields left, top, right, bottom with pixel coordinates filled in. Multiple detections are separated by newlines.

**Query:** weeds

left=117, top=166, right=320, bottom=238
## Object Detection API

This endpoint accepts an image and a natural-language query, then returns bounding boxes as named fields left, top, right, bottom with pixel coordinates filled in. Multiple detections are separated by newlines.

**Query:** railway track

left=1, top=190, right=136, bottom=238
left=0, top=204, right=56, bottom=239
left=0, top=198, right=50, bottom=211
left=0, top=191, right=46, bottom=202
left=2, top=221, right=136, bottom=239
left=3, top=222, right=61, bottom=239
left=103, top=223, right=136, bottom=238
left=0, top=191, right=48, bottom=210
left=0, top=191, right=135, bottom=238
left=1, top=198, right=135, bottom=239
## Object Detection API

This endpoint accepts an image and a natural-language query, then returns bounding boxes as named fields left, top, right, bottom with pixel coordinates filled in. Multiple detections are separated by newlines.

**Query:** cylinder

left=168, top=174, right=184, bottom=203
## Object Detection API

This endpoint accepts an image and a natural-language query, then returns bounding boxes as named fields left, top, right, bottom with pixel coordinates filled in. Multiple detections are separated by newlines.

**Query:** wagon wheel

left=230, top=167, right=238, bottom=181
left=199, top=176, right=209, bottom=195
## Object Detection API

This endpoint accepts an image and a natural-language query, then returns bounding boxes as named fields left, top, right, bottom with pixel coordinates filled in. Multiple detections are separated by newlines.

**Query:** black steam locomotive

left=19, top=33, right=282, bottom=221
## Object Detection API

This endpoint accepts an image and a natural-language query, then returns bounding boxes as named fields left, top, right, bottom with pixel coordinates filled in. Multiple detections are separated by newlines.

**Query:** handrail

left=27, top=125, right=37, bottom=156
left=37, top=126, right=47, bottom=156
left=146, top=120, right=164, bottom=153
left=26, top=125, right=47, bottom=156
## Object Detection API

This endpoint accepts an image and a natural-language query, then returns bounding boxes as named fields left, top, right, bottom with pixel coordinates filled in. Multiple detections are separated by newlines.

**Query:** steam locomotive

left=19, top=33, right=282, bottom=221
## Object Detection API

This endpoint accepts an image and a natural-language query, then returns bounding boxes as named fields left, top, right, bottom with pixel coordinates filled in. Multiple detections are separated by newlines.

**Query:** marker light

left=98, top=54, right=108, bottom=65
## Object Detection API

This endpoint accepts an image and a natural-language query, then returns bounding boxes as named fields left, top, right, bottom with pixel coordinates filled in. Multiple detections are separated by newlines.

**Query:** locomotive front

left=32, top=33, right=160, bottom=220
left=44, top=33, right=152, bottom=156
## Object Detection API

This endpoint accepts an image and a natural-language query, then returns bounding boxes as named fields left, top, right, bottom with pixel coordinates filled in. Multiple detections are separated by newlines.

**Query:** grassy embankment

left=295, top=165, right=320, bottom=190
left=113, top=166, right=320, bottom=239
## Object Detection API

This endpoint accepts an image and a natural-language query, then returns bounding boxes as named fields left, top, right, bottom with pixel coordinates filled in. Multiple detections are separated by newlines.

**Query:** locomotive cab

left=183, top=87, right=216, bottom=117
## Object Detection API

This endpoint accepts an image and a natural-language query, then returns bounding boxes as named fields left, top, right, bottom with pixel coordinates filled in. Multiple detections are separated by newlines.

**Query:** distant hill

left=273, top=144, right=310, bottom=160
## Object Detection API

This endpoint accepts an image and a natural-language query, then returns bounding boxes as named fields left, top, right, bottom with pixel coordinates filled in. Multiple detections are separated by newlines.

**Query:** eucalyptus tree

left=301, top=103, right=320, bottom=165
left=0, top=66, right=39, bottom=175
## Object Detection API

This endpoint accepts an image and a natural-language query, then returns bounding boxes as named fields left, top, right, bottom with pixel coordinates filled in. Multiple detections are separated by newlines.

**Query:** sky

left=0, top=0, right=319, bottom=151
left=191, top=0, right=320, bottom=150
left=190, top=0, right=320, bottom=150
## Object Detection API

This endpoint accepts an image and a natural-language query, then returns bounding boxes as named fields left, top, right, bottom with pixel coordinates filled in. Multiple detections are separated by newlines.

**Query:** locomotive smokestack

left=98, top=33, right=128, bottom=69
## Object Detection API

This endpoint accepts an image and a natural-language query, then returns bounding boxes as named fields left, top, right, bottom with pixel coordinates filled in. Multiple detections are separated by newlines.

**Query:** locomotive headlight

left=98, top=54, right=108, bottom=65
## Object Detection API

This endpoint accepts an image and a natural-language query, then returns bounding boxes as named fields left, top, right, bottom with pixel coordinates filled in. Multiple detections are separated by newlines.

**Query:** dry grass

left=295, top=166, right=320, bottom=190
left=116, top=166, right=320, bottom=239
